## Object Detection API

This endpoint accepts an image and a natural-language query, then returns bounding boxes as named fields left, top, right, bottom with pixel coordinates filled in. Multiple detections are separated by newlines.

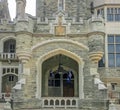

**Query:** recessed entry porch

left=42, top=54, right=78, bottom=97
left=36, top=49, right=84, bottom=108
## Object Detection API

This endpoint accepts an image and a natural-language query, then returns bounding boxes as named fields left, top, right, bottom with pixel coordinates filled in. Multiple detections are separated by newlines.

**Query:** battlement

left=0, top=19, right=14, bottom=32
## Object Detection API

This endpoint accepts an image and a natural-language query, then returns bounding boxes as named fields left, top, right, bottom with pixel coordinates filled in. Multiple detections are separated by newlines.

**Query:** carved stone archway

left=36, top=48, right=84, bottom=99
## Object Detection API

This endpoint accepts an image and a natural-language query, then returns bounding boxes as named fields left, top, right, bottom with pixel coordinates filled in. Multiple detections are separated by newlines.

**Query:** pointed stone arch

left=36, top=48, right=84, bottom=99
left=31, top=39, right=89, bottom=51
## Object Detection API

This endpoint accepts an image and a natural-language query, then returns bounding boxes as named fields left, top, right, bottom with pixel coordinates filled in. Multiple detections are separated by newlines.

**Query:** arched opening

left=3, top=39, right=16, bottom=53
left=2, top=74, right=18, bottom=94
left=42, top=54, right=79, bottom=97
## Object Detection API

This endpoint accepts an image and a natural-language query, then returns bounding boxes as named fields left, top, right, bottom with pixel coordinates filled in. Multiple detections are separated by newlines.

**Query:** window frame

left=3, top=39, right=16, bottom=53
left=107, top=35, right=120, bottom=67
left=107, top=8, right=120, bottom=22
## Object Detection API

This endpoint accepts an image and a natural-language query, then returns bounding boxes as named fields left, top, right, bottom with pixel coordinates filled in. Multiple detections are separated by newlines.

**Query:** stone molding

left=16, top=51, right=32, bottom=63
left=36, top=48, right=84, bottom=99
left=87, top=31, right=105, bottom=37
left=31, top=39, right=89, bottom=51
left=15, top=31, right=33, bottom=36
left=89, top=51, right=103, bottom=63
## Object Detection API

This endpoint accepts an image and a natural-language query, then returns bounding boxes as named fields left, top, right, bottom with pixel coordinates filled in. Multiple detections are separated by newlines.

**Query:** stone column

left=79, top=62, right=84, bottom=99
left=0, top=62, right=2, bottom=95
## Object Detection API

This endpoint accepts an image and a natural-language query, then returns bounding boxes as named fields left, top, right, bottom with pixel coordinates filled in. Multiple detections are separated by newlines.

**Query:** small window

left=3, top=68, right=6, bottom=74
left=4, top=39, right=16, bottom=53
left=97, top=8, right=104, bottom=18
left=111, top=83, right=117, bottom=90
left=58, top=0, right=65, bottom=11
left=98, top=57, right=105, bottom=67
left=9, top=75, right=14, bottom=82
left=48, top=72, right=60, bottom=87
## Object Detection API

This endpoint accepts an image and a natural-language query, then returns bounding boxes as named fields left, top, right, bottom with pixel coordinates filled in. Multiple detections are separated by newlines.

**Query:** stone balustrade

left=0, top=53, right=18, bottom=60
left=42, top=97, right=78, bottom=108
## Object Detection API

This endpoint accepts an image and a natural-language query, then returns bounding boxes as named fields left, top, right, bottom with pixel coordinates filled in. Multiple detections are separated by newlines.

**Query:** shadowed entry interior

left=42, top=54, right=79, bottom=97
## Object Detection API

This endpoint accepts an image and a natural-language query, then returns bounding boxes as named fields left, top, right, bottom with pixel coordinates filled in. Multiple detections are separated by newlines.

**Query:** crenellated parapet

left=0, top=19, right=14, bottom=32
left=15, top=18, right=29, bottom=32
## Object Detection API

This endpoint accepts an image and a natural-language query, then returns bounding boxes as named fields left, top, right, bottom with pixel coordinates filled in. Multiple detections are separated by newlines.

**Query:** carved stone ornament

left=55, top=16, right=66, bottom=36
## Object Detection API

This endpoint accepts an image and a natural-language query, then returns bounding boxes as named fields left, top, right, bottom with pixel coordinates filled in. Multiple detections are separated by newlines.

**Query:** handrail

left=0, top=53, right=18, bottom=60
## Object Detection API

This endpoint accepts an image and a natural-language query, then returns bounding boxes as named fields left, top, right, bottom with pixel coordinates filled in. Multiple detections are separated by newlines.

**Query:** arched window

left=4, top=39, right=16, bottom=53
left=42, top=54, right=79, bottom=98
left=48, top=70, right=74, bottom=97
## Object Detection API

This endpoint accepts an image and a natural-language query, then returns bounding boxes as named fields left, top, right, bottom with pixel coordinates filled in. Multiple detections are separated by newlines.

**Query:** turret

left=88, top=15, right=104, bottom=64
left=16, top=0, right=26, bottom=19
left=15, top=0, right=32, bottom=64
left=13, top=0, right=32, bottom=102
left=88, top=15, right=105, bottom=77
left=0, top=0, right=11, bottom=20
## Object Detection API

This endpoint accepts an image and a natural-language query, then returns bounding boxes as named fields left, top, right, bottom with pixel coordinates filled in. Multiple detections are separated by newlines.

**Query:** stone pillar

left=0, top=62, right=2, bottom=95
left=16, top=0, right=26, bottom=19
left=79, top=62, right=84, bottom=99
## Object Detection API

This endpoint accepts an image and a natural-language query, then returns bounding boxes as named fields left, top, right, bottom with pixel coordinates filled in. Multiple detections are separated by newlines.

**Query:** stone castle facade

left=0, top=0, right=120, bottom=110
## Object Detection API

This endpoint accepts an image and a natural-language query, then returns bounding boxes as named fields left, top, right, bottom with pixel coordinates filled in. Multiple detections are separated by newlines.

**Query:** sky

left=8, top=0, right=36, bottom=20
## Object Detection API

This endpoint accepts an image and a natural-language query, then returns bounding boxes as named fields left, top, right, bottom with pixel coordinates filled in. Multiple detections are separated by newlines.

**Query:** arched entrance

left=42, top=54, right=78, bottom=97
left=36, top=48, right=84, bottom=99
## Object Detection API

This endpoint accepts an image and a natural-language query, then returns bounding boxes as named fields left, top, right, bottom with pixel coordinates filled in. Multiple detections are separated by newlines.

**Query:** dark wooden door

left=63, top=80, right=74, bottom=97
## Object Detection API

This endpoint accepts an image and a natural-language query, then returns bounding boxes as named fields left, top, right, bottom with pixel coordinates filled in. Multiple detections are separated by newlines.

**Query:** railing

left=42, top=97, right=78, bottom=108
left=0, top=53, right=18, bottom=60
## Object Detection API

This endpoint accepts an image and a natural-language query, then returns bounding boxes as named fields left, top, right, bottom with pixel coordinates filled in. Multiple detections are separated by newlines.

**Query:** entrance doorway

left=42, top=54, right=78, bottom=97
